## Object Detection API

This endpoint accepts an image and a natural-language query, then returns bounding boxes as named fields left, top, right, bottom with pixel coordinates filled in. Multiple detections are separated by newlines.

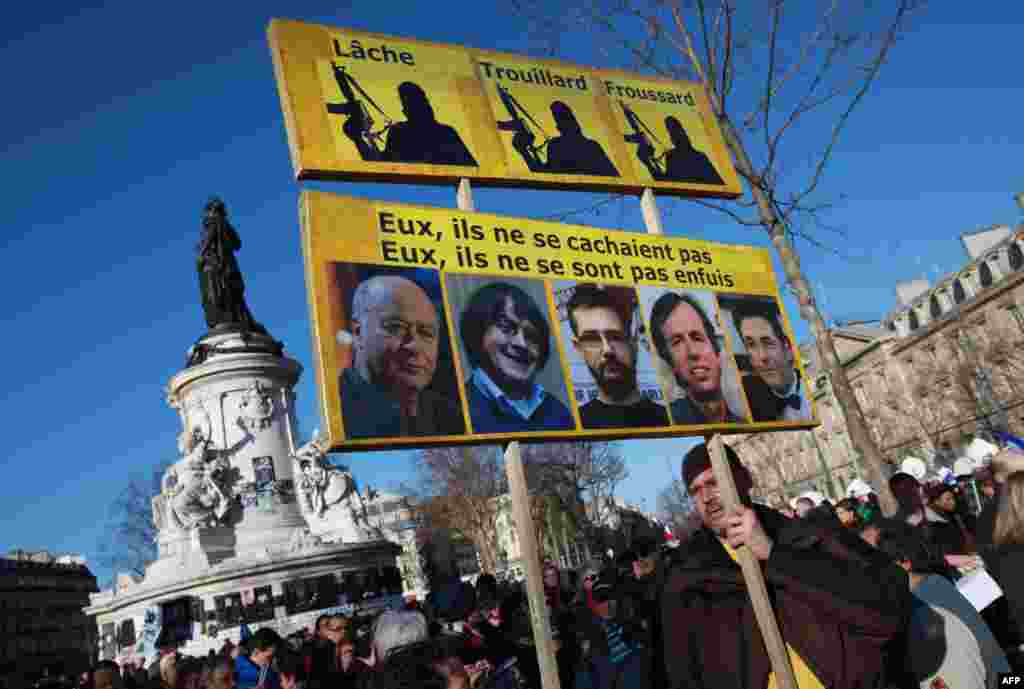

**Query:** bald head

left=351, top=275, right=440, bottom=394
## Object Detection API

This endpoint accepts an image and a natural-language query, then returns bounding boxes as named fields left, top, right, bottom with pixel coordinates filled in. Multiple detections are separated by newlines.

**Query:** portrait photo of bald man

left=333, top=265, right=466, bottom=440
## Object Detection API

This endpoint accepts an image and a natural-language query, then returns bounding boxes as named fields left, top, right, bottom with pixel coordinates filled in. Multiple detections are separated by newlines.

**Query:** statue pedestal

left=163, top=329, right=307, bottom=565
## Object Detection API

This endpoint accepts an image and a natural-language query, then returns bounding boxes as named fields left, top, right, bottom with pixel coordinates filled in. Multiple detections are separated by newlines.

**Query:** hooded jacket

left=660, top=505, right=910, bottom=689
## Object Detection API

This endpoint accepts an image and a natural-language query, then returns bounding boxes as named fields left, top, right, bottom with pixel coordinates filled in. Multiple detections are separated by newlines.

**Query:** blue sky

left=2, top=2, right=1023, bottom=583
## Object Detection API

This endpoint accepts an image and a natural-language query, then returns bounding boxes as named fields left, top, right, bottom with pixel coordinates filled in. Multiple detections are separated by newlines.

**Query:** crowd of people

left=57, top=442, right=1024, bottom=689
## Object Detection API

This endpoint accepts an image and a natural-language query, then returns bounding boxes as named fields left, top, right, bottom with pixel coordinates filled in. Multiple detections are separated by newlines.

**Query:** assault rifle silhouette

left=495, top=84, right=550, bottom=172
left=325, top=62, right=394, bottom=161
left=620, top=101, right=668, bottom=180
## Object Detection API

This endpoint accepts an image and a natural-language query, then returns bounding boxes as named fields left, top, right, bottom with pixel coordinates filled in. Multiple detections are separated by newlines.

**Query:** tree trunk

left=719, top=118, right=898, bottom=515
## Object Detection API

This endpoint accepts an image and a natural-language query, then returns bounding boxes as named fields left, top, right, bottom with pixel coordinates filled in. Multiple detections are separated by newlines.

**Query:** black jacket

left=660, top=505, right=910, bottom=689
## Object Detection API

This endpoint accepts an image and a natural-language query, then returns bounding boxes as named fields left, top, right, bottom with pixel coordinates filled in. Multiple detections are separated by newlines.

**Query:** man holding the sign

left=660, top=442, right=909, bottom=689
left=649, top=292, right=745, bottom=425
left=340, top=274, right=465, bottom=439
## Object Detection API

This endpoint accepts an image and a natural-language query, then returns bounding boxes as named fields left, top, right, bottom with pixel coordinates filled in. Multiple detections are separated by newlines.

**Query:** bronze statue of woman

left=196, top=198, right=267, bottom=334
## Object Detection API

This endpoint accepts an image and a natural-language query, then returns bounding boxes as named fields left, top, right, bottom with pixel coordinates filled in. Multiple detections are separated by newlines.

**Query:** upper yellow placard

left=301, top=191, right=816, bottom=453
left=270, top=19, right=742, bottom=198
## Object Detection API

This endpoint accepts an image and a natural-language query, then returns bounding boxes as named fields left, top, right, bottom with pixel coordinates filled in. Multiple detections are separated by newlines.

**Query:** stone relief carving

left=237, top=381, right=275, bottom=432
left=154, top=425, right=234, bottom=532
left=292, top=436, right=383, bottom=542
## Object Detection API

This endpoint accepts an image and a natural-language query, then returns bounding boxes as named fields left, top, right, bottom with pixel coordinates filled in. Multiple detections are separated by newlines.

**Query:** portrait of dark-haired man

left=449, top=277, right=575, bottom=434
left=564, top=283, right=669, bottom=429
left=722, top=295, right=810, bottom=422
left=646, top=289, right=748, bottom=425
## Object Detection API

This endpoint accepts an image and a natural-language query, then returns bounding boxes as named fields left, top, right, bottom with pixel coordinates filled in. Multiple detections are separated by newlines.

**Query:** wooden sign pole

left=456, top=179, right=562, bottom=689
left=640, top=189, right=798, bottom=689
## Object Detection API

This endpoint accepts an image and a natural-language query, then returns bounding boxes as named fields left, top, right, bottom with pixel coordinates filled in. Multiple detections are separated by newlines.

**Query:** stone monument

left=86, top=199, right=401, bottom=663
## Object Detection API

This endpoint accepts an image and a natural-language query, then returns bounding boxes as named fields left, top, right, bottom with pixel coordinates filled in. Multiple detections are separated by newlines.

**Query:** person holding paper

left=876, top=521, right=1010, bottom=689
left=983, top=451, right=1024, bottom=667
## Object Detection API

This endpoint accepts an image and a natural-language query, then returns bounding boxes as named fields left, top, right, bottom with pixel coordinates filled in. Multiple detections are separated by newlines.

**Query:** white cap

left=901, top=457, right=927, bottom=480
left=846, top=479, right=873, bottom=498
left=966, top=438, right=999, bottom=463
left=791, top=491, right=826, bottom=509
left=953, top=458, right=976, bottom=478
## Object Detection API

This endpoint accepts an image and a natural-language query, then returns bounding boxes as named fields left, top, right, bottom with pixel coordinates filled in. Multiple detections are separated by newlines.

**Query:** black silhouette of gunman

left=382, top=82, right=478, bottom=167
left=663, top=116, right=723, bottom=185
left=545, top=101, right=619, bottom=177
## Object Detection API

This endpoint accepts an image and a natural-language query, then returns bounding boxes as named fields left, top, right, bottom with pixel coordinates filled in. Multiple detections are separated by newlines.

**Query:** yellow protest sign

left=270, top=19, right=742, bottom=198
left=300, top=191, right=816, bottom=452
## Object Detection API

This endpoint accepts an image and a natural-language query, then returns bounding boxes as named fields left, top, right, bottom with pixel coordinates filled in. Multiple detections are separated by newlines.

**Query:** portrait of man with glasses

left=565, top=283, right=669, bottom=429
left=338, top=268, right=466, bottom=439
left=452, top=278, right=575, bottom=433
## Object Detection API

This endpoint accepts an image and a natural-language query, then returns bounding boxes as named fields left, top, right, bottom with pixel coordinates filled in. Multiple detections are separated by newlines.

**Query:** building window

left=980, top=261, right=994, bottom=287
left=1011, top=243, right=1024, bottom=271
left=908, top=309, right=920, bottom=331
left=929, top=295, right=942, bottom=319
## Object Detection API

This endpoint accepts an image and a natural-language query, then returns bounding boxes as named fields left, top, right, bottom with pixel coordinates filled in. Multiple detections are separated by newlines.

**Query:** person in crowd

left=203, top=657, right=236, bottom=689
left=982, top=451, right=1024, bottom=668
left=340, top=274, right=465, bottom=438
left=90, top=663, right=119, bottom=689
left=649, top=292, right=747, bottom=425
left=926, top=483, right=976, bottom=554
left=174, top=658, right=204, bottom=689
left=76, top=671, right=93, bottom=689
left=275, top=653, right=305, bottom=689
left=891, top=472, right=977, bottom=572
left=308, top=614, right=354, bottom=687
left=372, top=609, right=430, bottom=664
left=460, top=282, right=575, bottom=432
left=835, top=498, right=863, bottom=530
left=661, top=441, right=910, bottom=689
left=236, top=628, right=281, bottom=689
left=542, top=561, right=576, bottom=689
left=573, top=566, right=650, bottom=689
left=876, top=521, right=1010, bottom=689
left=335, top=637, right=370, bottom=688
left=793, top=496, right=815, bottom=519
left=731, top=299, right=810, bottom=422
left=566, top=283, right=669, bottom=429
left=363, top=609, right=460, bottom=689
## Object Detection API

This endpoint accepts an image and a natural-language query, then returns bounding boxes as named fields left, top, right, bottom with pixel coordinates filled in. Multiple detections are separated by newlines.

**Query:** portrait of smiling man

left=648, top=290, right=747, bottom=425
left=339, top=272, right=465, bottom=439
left=726, top=296, right=810, bottom=422
left=565, top=283, right=669, bottom=429
left=456, top=280, right=575, bottom=433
